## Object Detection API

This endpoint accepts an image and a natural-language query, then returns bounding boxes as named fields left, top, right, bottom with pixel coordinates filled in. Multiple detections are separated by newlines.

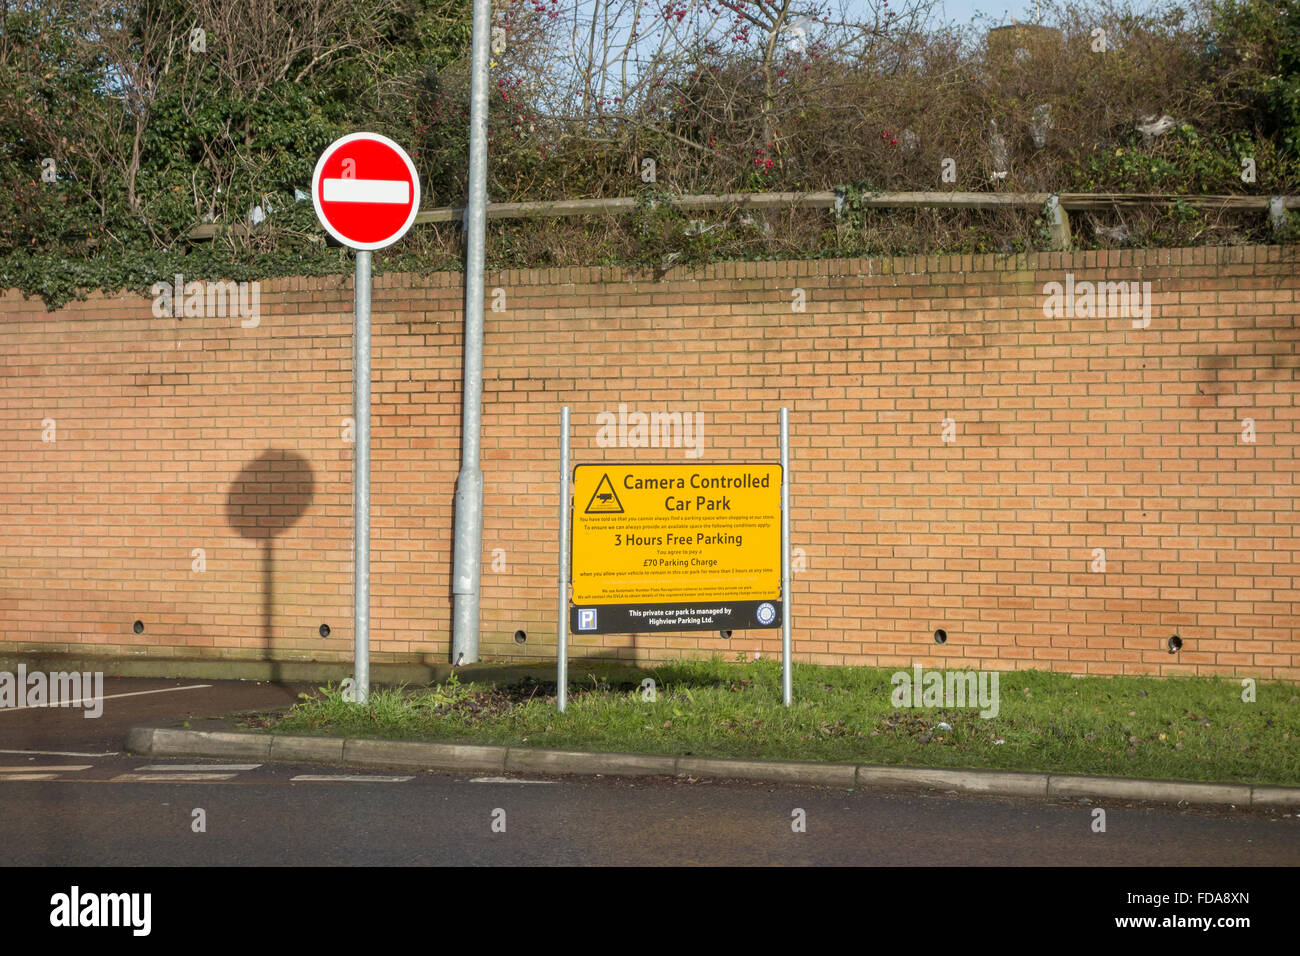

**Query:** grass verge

left=267, top=658, right=1300, bottom=787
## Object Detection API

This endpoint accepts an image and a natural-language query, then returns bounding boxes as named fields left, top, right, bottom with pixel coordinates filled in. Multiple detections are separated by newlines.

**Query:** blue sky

left=520, top=0, right=1184, bottom=112
left=941, top=0, right=1060, bottom=22
left=934, top=0, right=1169, bottom=28
left=937, top=0, right=1052, bottom=23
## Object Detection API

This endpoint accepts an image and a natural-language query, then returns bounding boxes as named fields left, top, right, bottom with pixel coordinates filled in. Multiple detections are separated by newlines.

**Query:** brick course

left=1, top=246, right=1297, bottom=678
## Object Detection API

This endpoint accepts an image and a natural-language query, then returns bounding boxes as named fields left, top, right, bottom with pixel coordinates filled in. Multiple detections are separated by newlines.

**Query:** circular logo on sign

left=757, top=602, right=776, bottom=625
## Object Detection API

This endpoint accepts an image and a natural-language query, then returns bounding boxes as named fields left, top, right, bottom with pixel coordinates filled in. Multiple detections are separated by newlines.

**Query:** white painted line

left=112, top=773, right=237, bottom=782
left=0, top=765, right=92, bottom=773
left=0, top=774, right=56, bottom=781
left=134, top=764, right=261, bottom=772
left=322, top=178, right=409, bottom=204
left=469, top=776, right=558, bottom=785
left=0, top=684, right=212, bottom=713
left=0, top=749, right=117, bottom=757
left=291, top=774, right=413, bottom=783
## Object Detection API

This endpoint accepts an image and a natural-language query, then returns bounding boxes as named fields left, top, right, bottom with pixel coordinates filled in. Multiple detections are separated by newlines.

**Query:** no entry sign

left=313, top=132, right=422, bottom=706
left=312, top=132, right=421, bottom=249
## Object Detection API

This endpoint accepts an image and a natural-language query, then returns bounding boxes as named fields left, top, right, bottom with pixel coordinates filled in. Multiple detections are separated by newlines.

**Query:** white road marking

left=322, top=178, right=409, bottom=204
left=0, top=765, right=92, bottom=773
left=0, top=684, right=212, bottom=712
left=291, top=774, right=413, bottom=783
left=0, top=774, right=56, bottom=781
left=133, top=764, right=261, bottom=772
left=469, top=776, right=557, bottom=785
left=0, top=749, right=117, bottom=757
left=112, top=773, right=237, bottom=782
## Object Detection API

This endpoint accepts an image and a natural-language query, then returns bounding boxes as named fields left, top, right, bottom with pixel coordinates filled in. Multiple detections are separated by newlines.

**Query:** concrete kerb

left=270, top=735, right=344, bottom=763
left=344, top=737, right=506, bottom=773
left=678, top=755, right=856, bottom=787
left=1250, top=786, right=1300, bottom=807
left=129, top=727, right=272, bottom=760
left=858, top=764, right=1047, bottom=797
left=506, top=748, right=676, bottom=776
left=123, top=726, right=1300, bottom=808
left=1048, top=774, right=1254, bottom=806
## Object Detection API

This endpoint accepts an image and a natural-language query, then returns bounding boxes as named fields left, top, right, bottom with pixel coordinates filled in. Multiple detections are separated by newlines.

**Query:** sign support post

left=451, top=0, right=494, bottom=668
left=780, top=407, right=792, bottom=706
left=353, top=250, right=371, bottom=704
left=557, top=407, right=570, bottom=713
left=311, top=131, right=421, bottom=707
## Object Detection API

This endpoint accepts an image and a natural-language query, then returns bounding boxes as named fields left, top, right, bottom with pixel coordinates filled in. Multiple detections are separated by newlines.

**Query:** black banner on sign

left=570, top=599, right=781, bottom=634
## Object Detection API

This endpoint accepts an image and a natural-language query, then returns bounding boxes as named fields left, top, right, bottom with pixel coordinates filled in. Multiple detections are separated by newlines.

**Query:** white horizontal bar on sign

left=323, top=178, right=409, bottom=204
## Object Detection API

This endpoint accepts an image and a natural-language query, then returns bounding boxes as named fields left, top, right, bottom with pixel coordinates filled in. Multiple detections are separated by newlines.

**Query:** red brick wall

left=2, top=246, right=1297, bottom=678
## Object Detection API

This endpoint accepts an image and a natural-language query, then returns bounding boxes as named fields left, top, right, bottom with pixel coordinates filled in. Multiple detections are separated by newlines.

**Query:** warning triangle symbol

left=584, top=473, right=624, bottom=514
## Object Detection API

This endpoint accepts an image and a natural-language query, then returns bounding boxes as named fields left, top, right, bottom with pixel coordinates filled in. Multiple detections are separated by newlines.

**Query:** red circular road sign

left=312, top=132, right=421, bottom=250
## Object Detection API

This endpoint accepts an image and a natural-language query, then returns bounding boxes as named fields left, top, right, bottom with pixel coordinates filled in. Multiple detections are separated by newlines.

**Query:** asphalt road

left=0, top=678, right=1296, bottom=867
left=0, top=752, right=1295, bottom=866
left=0, top=676, right=308, bottom=754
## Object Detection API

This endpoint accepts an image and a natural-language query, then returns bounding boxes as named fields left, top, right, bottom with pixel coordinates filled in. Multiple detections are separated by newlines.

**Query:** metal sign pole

left=556, top=403, right=572, bottom=712
left=311, top=132, right=417, bottom=705
left=354, top=250, right=371, bottom=704
left=780, top=407, right=792, bottom=706
left=450, top=0, right=493, bottom=667
left=557, top=407, right=570, bottom=713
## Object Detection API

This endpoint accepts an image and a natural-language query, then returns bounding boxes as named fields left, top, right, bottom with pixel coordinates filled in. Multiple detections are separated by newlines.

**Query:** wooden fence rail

left=189, top=191, right=1300, bottom=249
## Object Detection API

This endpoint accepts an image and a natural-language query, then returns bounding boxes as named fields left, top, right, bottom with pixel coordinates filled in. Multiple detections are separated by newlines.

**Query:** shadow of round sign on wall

left=225, top=448, right=316, bottom=664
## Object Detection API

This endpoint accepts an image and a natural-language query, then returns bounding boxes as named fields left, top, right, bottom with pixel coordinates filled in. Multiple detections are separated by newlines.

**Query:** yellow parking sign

left=570, top=463, right=782, bottom=632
